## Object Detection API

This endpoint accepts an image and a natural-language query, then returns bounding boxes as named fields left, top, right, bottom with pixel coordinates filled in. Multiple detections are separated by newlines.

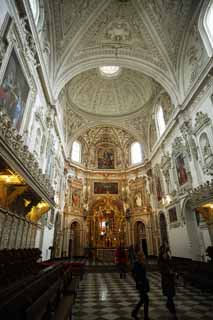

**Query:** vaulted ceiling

left=42, top=0, right=205, bottom=153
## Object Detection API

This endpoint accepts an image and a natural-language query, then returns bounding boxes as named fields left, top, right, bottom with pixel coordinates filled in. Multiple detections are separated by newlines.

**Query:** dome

left=65, top=67, right=157, bottom=117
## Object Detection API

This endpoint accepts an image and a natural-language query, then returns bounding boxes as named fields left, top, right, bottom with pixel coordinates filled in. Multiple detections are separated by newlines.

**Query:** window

left=71, top=141, right=81, bottom=163
left=205, top=2, right=213, bottom=47
left=199, top=0, right=213, bottom=56
left=99, top=66, right=121, bottom=78
left=131, top=142, right=142, bottom=165
left=29, top=0, right=40, bottom=25
left=156, top=105, right=166, bottom=137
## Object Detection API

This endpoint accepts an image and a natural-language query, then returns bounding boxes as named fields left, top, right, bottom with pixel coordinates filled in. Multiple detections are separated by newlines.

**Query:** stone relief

left=194, top=112, right=211, bottom=134
left=105, top=21, right=132, bottom=42
left=180, top=120, right=198, bottom=161
left=193, top=112, right=213, bottom=175
left=184, top=21, right=208, bottom=92
left=157, top=92, right=174, bottom=124
left=20, top=17, right=38, bottom=66
left=143, top=0, right=197, bottom=66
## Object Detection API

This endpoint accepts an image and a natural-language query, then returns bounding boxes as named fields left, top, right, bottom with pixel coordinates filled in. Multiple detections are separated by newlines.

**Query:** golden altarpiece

left=62, top=169, right=158, bottom=260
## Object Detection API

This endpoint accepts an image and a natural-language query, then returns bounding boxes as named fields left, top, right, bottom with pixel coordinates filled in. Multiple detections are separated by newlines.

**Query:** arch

left=66, top=123, right=143, bottom=158
left=159, top=211, right=169, bottom=245
left=54, top=56, right=180, bottom=106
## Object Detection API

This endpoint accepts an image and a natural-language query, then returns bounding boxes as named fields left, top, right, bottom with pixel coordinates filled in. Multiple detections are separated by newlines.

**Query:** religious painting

left=97, top=147, right=114, bottom=169
left=72, top=189, right=81, bottom=208
left=168, top=207, right=178, bottom=223
left=155, top=176, right=162, bottom=202
left=0, top=49, right=30, bottom=130
left=176, top=154, right=188, bottom=186
left=94, top=182, right=118, bottom=194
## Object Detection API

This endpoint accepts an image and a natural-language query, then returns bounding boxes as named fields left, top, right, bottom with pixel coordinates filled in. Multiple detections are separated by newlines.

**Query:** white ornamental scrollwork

left=0, top=111, right=54, bottom=199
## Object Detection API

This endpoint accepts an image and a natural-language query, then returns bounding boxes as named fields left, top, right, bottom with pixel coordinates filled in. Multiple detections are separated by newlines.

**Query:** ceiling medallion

left=99, top=66, right=121, bottom=78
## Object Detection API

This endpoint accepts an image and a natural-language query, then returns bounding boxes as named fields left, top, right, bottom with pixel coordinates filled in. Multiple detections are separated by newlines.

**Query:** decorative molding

left=194, top=111, right=211, bottom=134
left=0, top=111, right=55, bottom=202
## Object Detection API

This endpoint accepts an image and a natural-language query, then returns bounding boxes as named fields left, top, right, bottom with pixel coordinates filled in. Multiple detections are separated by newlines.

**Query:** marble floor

left=72, top=271, right=213, bottom=320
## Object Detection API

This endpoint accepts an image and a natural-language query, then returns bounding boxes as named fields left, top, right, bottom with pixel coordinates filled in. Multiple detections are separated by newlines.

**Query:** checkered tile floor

left=73, top=272, right=213, bottom=320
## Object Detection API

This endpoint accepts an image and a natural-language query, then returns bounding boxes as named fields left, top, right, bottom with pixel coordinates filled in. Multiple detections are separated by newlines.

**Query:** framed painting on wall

left=94, top=182, right=118, bottom=194
left=97, top=147, right=114, bottom=169
left=168, top=207, right=178, bottom=223
left=155, top=175, right=162, bottom=201
left=0, top=49, right=30, bottom=130
left=176, top=154, right=188, bottom=186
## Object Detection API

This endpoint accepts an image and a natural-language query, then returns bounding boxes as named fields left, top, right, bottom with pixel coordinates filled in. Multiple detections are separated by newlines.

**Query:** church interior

left=0, top=0, right=213, bottom=319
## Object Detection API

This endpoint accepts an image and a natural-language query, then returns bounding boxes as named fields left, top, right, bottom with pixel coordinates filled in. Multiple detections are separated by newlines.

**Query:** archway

left=159, top=212, right=169, bottom=245
left=70, top=221, right=81, bottom=257
left=134, top=221, right=148, bottom=257
left=184, top=200, right=202, bottom=260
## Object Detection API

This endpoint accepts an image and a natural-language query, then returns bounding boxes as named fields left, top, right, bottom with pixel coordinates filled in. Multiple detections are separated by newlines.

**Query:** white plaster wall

left=200, top=227, right=211, bottom=251
left=41, top=226, right=55, bottom=261
left=168, top=225, right=192, bottom=258
left=35, top=227, right=43, bottom=250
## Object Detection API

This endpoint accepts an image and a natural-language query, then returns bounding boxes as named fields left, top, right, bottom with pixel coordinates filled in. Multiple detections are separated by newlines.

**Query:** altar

left=96, top=248, right=116, bottom=262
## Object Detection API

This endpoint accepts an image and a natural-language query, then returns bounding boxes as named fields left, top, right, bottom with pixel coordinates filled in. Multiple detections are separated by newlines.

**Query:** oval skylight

left=99, top=66, right=121, bottom=77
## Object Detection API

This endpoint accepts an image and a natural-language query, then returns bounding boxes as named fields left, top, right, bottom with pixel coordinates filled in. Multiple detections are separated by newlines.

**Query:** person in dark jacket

left=158, top=243, right=177, bottom=319
left=131, top=252, right=150, bottom=320
left=115, top=245, right=127, bottom=279
left=128, top=244, right=136, bottom=267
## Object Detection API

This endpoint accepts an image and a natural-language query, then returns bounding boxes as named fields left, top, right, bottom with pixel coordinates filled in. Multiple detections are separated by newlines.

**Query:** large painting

left=176, top=154, right=188, bottom=186
left=94, top=182, right=118, bottom=194
left=97, top=147, right=114, bottom=169
left=0, top=49, right=30, bottom=130
left=155, top=176, right=162, bottom=201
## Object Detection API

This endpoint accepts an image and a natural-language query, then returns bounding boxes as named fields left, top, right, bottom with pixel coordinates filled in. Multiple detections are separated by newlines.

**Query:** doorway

left=134, top=221, right=148, bottom=256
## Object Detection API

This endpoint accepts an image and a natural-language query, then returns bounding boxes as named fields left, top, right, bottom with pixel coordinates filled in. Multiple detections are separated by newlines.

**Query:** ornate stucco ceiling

left=47, top=0, right=201, bottom=100
left=65, top=67, right=158, bottom=117
left=43, top=0, right=205, bottom=155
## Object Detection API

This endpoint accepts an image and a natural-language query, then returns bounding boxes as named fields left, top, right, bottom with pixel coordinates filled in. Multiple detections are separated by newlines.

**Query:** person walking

left=131, top=252, right=150, bottom=320
left=115, top=245, right=127, bottom=279
left=158, top=243, right=177, bottom=319
left=128, top=244, right=136, bottom=267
